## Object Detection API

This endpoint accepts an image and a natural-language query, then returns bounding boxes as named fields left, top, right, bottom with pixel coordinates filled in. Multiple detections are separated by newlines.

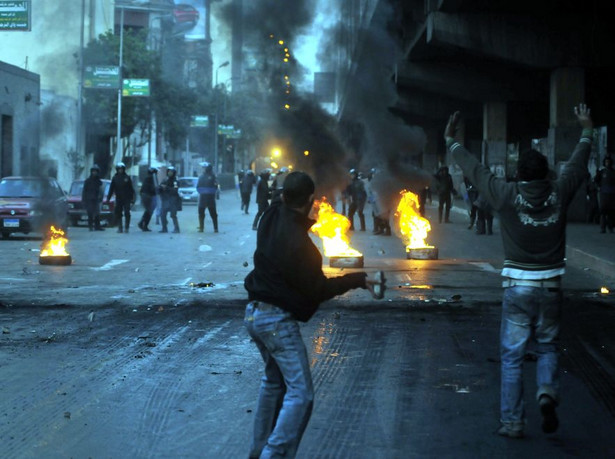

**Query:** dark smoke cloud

left=317, top=1, right=432, bottom=200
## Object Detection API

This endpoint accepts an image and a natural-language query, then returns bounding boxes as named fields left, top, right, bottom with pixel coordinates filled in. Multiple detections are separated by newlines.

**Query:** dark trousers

left=139, top=195, right=155, bottom=229
left=241, top=192, right=252, bottom=213
left=476, top=209, right=493, bottom=234
left=85, top=200, right=101, bottom=229
left=348, top=201, right=366, bottom=230
left=198, top=195, right=218, bottom=232
left=161, top=206, right=179, bottom=232
left=438, top=193, right=451, bottom=223
left=114, top=201, right=131, bottom=229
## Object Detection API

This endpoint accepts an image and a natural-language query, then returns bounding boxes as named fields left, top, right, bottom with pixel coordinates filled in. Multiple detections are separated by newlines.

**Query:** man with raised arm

left=444, top=105, right=593, bottom=439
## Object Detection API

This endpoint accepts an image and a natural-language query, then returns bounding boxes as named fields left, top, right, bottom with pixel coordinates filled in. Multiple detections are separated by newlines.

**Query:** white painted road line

left=91, top=259, right=129, bottom=271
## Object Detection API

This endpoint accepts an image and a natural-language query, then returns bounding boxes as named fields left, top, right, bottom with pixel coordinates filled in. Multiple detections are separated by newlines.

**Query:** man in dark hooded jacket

left=444, top=104, right=593, bottom=439
left=244, top=171, right=384, bottom=458
left=240, top=169, right=257, bottom=214
left=138, top=167, right=158, bottom=232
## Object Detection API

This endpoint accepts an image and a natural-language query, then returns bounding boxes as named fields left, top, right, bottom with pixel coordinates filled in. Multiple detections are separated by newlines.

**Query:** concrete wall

left=0, top=61, right=40, bottom=178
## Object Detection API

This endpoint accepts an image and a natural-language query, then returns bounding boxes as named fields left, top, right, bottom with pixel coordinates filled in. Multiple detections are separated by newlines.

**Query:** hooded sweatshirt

left=447, top=129, right=592, bottom=280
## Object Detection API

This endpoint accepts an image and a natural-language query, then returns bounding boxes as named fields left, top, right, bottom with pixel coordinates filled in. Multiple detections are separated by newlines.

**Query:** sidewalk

left=447, top=202, right=615, bottom=281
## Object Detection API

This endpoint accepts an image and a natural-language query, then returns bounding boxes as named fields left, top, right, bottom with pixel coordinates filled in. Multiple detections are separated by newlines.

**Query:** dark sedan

left=0, top=176, right=69, bottom=239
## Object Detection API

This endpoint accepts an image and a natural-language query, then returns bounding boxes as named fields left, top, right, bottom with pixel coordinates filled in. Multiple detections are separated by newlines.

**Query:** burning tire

left=39, top=255, right=72, bottom=266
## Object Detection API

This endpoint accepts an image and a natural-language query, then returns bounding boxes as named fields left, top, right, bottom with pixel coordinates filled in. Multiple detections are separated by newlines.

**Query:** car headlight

left=28, top=210, right=43, bottom=216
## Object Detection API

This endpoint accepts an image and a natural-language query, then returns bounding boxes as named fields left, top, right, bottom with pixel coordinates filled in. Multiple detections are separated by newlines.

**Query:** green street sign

left=122, top=79, right=150, bottom=97
left=227, top=128, right=242, bottom=139
left=217, top=124, right=235, bottom=135
left=191, top=115, right=209, bottom=127
left=84, top=66, right=120, bottom=89
left=0, top=1, right=30, bottom=31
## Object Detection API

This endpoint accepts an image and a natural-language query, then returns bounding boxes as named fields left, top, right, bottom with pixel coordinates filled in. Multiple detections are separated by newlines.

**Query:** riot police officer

left=197, top=162, right=219, bottom=233
left=346, top=169, right=367, bottom=231
left=158, top=166, right=181, bottom=233
left=252, top=169, right=271, bottom=230
left=106, top=162, right=135, bottom=233
left=82, top=164, right=105, bottom=231
left=138, top=167, right=158, bottom=232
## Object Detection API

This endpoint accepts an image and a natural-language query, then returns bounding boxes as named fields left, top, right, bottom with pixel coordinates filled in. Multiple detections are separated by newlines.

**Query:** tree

left=81, top=29, right=206, bottom=172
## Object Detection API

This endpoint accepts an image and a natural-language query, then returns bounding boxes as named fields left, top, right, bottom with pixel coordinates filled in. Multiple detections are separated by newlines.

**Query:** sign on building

left=122, top=79, right=150, bottom=97
left=84, top=66, right=120, bottom=89
left=0, top=1, right=30, bottom=31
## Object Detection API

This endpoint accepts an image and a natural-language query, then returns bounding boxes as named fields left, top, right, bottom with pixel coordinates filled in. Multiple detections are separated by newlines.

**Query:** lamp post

left=213, top=61, right=230, bottom=173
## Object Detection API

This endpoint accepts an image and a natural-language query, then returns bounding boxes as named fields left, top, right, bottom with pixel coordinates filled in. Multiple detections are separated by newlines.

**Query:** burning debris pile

left=39, top=226, right=72, bottom=265
left=395, top=190, right=438, bottom=260
left=311, top=198, right=363, bottom=268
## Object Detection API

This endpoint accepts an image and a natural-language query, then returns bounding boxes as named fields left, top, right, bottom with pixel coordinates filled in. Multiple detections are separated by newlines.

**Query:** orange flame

left=311, top=198, right=362, bottom=257
left=40, top=226, right=70, bottom=257
left=395, top=190, right=433, bottom=250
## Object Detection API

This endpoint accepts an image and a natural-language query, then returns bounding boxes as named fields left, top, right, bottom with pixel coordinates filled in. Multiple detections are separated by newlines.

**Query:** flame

left=395, top=190, right=434, bottom=250
left=40, top=226, right=70, bottom=257
left=311, top=198, right=362, bottom=257
left=600, top=286, right=610, bottom=294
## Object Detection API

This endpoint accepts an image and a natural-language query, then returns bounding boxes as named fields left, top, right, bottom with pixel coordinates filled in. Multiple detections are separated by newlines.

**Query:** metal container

left=406, top=247, right=438, bottom=260
left=329, top=255, right=364, bottom=268
left=39, top=255, right=72, bottom=266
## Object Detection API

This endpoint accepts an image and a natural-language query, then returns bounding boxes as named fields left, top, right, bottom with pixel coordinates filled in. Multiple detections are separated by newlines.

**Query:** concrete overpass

left=342, top=0, right=615, bottom=182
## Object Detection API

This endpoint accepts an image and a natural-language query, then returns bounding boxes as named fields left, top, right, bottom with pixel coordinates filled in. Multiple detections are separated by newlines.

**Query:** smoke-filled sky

left=211, top=0, right=431, bottom=200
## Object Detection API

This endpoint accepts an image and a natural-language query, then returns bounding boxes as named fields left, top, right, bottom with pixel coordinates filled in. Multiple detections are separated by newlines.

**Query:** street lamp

left=213, top=61, right=230, bottom=173
left=215, top=60, right=229, bottom=87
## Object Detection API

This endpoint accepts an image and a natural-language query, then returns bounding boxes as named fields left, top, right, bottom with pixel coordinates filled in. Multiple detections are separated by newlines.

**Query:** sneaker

left=539, top=395, right=559, bottom=434
left=497, top=423, right=524, bottom=439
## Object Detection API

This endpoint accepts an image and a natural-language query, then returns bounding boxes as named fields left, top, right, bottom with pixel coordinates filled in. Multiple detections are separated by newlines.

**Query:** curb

left=565, top=246, right=615, bottom=281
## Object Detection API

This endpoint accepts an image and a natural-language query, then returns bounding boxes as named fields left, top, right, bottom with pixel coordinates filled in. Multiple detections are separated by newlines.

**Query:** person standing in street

left=346, top=168, right=367, bottom=231
left=197, top=162, right=219, bottom=233
left=241, top=169, right=257, bottom=214
left=444, top=104, right=593, bottom=439
left=106, top=162, right=135, bottom=233
left=463, top=176, right=479, bottom=230
left=594, top=155, right=615, bottom=233
left=82, top=164, right=105, bottom=231
left=270, top=167, right=289, bottom=201
left=433, top=166, right=457, bottom=223
left=252, top=169, right=271, bottom=231
left=138, top=167, right=158, bottom=232
left=158, top=166, right=181, bottom=233
left=244, top=171, right=384, bottom=459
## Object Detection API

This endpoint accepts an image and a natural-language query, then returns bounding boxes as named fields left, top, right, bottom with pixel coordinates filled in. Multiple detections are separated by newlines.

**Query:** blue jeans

left=500, top=286, right=562, bottom=425
left=244, top=302, right=314, bottom=459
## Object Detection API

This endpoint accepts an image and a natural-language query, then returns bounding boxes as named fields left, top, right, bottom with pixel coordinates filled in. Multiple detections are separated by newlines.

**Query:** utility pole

left=77, top=0, right=85, bottom=174
left=116, top=7, right=125, bottom=161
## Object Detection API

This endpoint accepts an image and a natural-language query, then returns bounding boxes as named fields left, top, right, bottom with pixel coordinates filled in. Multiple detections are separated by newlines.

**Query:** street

left=1, top=190, right=615, bottom=458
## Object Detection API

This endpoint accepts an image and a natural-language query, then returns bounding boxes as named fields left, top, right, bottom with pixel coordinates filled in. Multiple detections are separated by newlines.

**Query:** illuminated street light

left=304, top=150, right=310, bottom=156
left=272, top=148, right=282, bottom=158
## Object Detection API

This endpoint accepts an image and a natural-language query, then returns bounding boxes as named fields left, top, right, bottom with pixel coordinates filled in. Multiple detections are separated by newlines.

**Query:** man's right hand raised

left=574, top=104, right=593, bottom=130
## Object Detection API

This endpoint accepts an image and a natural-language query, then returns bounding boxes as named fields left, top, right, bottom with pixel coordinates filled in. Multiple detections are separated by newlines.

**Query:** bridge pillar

left=482, top=102, right=507, bottom=177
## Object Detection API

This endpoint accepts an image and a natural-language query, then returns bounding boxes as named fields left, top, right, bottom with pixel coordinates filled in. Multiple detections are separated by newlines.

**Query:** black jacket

left=107, top=172, right=135, bottom=203
left=82, top=176, right=103, bottom=202
left=140, top=175, right=157, bottom=197
left=255, top=174, right=270, bottom=205
left=244, top=200, right=366, bottom=321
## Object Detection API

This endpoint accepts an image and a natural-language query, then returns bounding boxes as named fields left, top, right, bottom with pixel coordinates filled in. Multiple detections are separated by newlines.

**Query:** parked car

left=178, top=177, right=198, bottom=203
left=67, top=179, right=115, bottom=226
left=0, top=176, right=69, bottom=239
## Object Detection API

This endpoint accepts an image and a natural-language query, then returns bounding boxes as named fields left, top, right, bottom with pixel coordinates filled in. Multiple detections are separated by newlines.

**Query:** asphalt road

left=1, top=191, right=614, bottom=458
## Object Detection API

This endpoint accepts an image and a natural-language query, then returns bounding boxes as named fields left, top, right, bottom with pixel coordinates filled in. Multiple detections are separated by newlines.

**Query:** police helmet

left=349, top=168, right=358, bottom=178
left=148, top=166, right=158, bottom=173
left=90, top=164, right=100, bottom=172
left=116, top=161, right=126, bottom=170
left=246, top=169, right=254, bottom=175
left=279, top=167, right=289, bottom=174
left=167, top=166, right=176, bottom=175
left=200, top=161, right=210, bottom=168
